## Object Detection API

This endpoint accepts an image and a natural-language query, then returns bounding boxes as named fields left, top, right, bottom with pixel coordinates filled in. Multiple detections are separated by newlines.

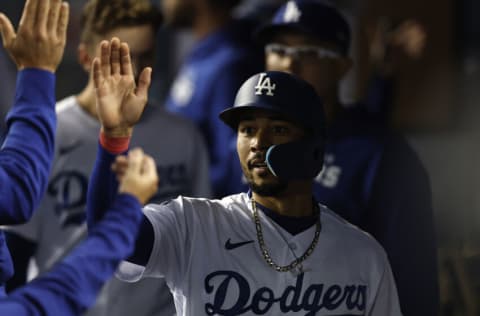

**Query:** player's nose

left=269, top=55, right=300, bottom=76
left=250, top=128, right=272, bottom=152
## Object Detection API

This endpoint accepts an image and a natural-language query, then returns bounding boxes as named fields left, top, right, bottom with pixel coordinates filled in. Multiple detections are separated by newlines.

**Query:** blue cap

left=220, top=71, right=326, bottom=180
left=255, top=0, right=351, bottom=56
left=219, top=71, right=325, bottom=136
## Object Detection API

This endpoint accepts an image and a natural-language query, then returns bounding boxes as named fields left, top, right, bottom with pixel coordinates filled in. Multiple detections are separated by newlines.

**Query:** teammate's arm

left=86, top=37, right=154, bottom=266
left=0, top=149, right=158, bottom=316
left=0, top=0, right=69, bottom=223
left=87, top=144, right=154, bottom=266
left=86, top=37, right=151, bottom=224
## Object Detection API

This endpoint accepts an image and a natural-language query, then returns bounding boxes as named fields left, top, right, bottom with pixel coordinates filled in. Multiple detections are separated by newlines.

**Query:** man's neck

left=252, top=183, right=314, bottom=217
left=75, top=80, right=98, bottom=120
left=191, top=7, right=231, bottom=40
left=323, top=90, right=344, bottom=125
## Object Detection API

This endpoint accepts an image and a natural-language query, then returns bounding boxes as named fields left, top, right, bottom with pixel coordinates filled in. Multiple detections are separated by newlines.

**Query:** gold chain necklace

left=251, top=199, right=321, bottom=273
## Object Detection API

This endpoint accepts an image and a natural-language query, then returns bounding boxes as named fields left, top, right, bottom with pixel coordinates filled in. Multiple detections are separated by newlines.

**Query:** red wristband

left=99, top=131, right=130, bottom=154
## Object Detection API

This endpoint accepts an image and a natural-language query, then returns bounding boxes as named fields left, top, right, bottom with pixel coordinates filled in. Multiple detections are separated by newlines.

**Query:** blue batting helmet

left=219, top=71, right=326, bottom=180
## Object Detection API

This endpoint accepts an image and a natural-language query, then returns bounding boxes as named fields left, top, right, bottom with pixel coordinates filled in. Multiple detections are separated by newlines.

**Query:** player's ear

left=77, top=43, right=93, bottom=73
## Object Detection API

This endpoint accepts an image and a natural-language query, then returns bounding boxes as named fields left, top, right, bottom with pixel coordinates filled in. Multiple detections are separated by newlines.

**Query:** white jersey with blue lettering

left=118, top=192, right=403, bottom=316
left=9, top=95, right=211, bottom=316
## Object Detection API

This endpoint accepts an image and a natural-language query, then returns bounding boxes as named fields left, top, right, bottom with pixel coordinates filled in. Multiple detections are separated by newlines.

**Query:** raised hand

left=93, top=38, right=152, bottom=137
left=0, top=0, right=69, bottom=72
left=117, top=148, right=159, bottom=205
left=390, top=20, right=426, bottom=60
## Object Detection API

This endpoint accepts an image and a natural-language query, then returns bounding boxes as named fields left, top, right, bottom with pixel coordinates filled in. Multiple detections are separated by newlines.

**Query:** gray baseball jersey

left=117, top=192, right=403, bottom=316
left=9, top=96, right=211, bottom=316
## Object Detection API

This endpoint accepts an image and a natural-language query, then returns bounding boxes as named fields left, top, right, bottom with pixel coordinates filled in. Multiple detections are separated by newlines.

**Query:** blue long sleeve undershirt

left=86, top=144, right=154, bottom=266
left=0, top=69, right=56, bottom=224
left=0, top=194, right=142, bottom=316
left=0, top=69, right=56, bottom=291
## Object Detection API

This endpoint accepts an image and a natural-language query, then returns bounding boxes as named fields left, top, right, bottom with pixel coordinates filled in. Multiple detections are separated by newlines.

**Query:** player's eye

left=296, top=46, right=341, bottom=60
left=272, top=125, right=289, bottom=135
left=265, top=44, right=288, bottom=57
left=238, top=125, right=256, bottom=136
left=296, top=47, right=320, bottom=59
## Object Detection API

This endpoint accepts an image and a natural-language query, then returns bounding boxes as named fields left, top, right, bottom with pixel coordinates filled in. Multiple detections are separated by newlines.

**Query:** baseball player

left=0, top=0, right=68, bottom=294
left=256, top=1, right=439, bottom=315
left=87, top=36, right=403, bottom=315
left=163, top=0, right=263, bottom=198
left=2, top=148, right=158, bottom=316
left=6, top=1, right=210, bottom=315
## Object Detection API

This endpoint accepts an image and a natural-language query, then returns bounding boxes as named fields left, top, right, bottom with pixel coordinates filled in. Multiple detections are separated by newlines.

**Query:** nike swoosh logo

left=225, top=238, right=254, bottom=250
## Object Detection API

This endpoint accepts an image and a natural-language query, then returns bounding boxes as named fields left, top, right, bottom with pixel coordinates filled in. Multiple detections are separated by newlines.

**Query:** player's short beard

left=248, top=179, right=288, bottom=197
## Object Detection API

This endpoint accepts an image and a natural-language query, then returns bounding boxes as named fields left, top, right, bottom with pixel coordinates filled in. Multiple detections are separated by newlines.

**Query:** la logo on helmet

left=254, top=73, right=276, bottom=96
left=283, top=1, right=302, bottom=22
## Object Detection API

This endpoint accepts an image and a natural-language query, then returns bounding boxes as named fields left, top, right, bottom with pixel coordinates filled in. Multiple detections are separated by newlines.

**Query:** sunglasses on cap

left=265, top=43, right=340, bottom=60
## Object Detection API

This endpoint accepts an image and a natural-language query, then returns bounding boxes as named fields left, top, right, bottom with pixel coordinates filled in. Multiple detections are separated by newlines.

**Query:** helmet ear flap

left=266, top=139, right=324, bottom=180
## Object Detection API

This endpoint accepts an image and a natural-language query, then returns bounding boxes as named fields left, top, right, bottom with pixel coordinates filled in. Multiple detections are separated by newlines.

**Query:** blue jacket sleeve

left=364, top=136, right=439, bottom=316
left=0, top=194, right=142, bottom=316
left=0, top=69, right=56, bottom=224
left=86, top=144, right=153, bottom=266
left=86, top=143, right=121, bottom=228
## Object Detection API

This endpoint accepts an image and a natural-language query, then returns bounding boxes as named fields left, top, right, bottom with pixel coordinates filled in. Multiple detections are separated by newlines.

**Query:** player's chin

left=248, top=172, right=276, bottom=186
left=248, top=177, right=288, bottom=197
left=253, top=177, right=276, bottom=187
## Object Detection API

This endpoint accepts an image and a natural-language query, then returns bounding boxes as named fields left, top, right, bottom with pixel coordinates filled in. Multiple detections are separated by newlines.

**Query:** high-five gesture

left=0, top=0, right=69, bottom=72
left=93, top=38, right=152, bottom=137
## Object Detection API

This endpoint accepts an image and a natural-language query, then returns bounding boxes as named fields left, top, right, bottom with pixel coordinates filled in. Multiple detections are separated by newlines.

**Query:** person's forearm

left=0, top=69, right=56, bottom=224
left=3, top=194, right=142, bottom=316
left=86, top=143, right=125, bottom=228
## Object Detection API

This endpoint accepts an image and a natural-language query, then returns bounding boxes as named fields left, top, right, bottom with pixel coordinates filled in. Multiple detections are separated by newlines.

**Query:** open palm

left=0, top=0, right=69, bottom=72
left=93, top=38, right=152, bottom=137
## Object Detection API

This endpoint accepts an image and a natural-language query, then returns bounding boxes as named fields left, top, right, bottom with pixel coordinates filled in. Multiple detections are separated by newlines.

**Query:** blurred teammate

left=256, top=1, right=438, bottom=314
left=6, top=1, right=210, bottom=315
left=1, top=35, right=159, bottom=315
left=0, top=0, right=68, bottom=294
left=2, top=148, right=158, bottom=316
left=162, top=0, right=263, bottom=197
left=86, top=36, right=402, bottom=314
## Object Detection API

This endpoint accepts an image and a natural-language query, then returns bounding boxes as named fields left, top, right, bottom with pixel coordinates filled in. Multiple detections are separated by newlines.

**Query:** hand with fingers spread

left=0, top=0, right=69, bottom=72
left=93, top=38, right=152, bottom=137
left=116, top=148, right=159, bottom=205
